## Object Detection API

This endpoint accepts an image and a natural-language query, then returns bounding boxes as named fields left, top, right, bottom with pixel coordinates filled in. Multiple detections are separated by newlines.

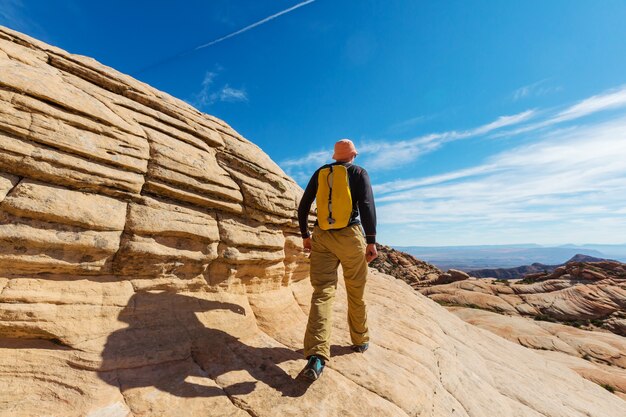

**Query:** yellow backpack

left=316, top=165, right=353, bottom=230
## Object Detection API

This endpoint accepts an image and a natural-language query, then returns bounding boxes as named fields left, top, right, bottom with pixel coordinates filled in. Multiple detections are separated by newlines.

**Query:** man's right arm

left=297, top=172, right=318, bottom=240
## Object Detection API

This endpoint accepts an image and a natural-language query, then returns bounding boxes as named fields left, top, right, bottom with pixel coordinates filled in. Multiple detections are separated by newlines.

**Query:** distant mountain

left=394, top=245, right=610, bottom=270
left=470, top=254, right=607, bottom=279
left=557, top=244, right=626, bottom=260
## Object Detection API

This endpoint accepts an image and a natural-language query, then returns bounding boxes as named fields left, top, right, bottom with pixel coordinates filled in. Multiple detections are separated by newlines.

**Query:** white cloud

left=512, top=79, right=562, bottom=101
left=281, top=84, right=626, bottom=248
left=359, top=109, right=535, bottom=170
left=374, top=116, right=626, bottom=245
left=281, top=150, right=330, bottom=169
left=279, top=109, right=535, bottom=179
left=552, top=85, right=626, bottom=122
left=469, top=110, right=536, bottom=135
left=372, top=164, right=498, bottom=195
left=388, top=115, right=427, bottom=133
left=192, top=71, right=218, bottom=107
left=278, top=149, right=331, bottom=185
left=279, top=85, right=626, bottom=245
left=190, top=70, right=247, bottom=108
left=218, top=85, right=248, bottom=102
left=496, top=85, right=626, bottom=138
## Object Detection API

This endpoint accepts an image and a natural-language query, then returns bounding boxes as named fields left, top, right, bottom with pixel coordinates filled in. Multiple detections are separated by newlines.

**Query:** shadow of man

left=98, top=291, right=311, bottom=400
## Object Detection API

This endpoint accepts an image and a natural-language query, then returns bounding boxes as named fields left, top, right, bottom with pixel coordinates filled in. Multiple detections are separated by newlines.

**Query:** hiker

left=297, top=138, right=378, bottom=381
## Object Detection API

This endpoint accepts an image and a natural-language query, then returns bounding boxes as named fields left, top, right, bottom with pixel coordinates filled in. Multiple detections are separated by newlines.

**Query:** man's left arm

left=357, top=169, right=378, bottom=262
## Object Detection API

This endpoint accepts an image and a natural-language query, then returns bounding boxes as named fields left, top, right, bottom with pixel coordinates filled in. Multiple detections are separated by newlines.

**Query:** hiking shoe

left=301, top=355, right=325, bottom=381
left=352, top=343, right=369, bottom=353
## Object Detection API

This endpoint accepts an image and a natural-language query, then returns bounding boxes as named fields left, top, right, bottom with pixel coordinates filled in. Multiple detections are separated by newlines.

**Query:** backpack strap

left=327, top=165, right=335, bottom=225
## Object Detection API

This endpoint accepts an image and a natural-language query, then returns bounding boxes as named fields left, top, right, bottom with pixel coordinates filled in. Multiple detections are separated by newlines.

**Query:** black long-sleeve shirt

left=297, top=162, right=377, bottom=244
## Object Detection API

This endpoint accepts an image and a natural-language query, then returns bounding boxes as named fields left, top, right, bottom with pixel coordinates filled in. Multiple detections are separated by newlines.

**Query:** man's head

left=332, top=139, right=358, bottom=162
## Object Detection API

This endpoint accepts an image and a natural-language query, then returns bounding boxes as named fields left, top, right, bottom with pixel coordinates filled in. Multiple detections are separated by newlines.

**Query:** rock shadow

left=97, top=291, right=311, bottom=399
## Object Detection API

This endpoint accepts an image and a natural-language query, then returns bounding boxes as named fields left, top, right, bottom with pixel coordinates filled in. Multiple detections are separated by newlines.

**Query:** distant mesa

left=470, top=253, right=610, bottom=279
left=394, top=244, right=622, bottom=271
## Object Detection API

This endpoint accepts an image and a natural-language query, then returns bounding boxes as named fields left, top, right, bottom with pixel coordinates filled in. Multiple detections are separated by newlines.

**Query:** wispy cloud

left=0, top=0, right=44, bottom=36
left=190, top=69, right=247, bottom=109
left=280, top=85, right=626, bottom=245
left=277, top=109, right=535, bottom=186
left=352, top=109, right=535, bottom=170
left=469, top=111, right=536, bottom=135
left=281, top=83, right=626, bottom=246
left=389, top=115, right=428, bottom=133
left=372, top=164, right=499, bottom=195
left=218, top=85, right=248, bottom=102
left=281, top=150, right=329, bottom=169
left=194, top=1, right=316, bottom=50
left=280, top=109, right=535, bottom=180
left=0, top=0, right=24, bottom=25
left=512, top=79, right=562, bottom=101
left=552, top=85, right=626, bottom=122
left=496, top=85, right=626, bottom=137
left=192, top=71, right=219, bottom=107
left=375, top=116, right=626, bottom=245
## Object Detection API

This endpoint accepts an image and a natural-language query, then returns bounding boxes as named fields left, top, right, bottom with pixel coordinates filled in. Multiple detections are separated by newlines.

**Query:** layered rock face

left=1, top=26, right=625, bottom=416
left=0, top=26, right=308, bottom=293
left=372, top=246, right=626, bottom=401
left=419, top=259, right=626, bottom=335
left=451, top=307, right=626, bottom=401
left=370, top=244, right=468, bottom=286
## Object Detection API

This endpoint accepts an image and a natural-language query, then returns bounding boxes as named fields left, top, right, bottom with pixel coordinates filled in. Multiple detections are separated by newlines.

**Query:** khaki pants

left=303, top=224, right=370, bottom=361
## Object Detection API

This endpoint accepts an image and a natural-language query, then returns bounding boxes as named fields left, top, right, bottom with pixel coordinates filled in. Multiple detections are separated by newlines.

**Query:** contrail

left=195, top=0, right=316, bottom=50
left=133, top=1, right=316, bottom=75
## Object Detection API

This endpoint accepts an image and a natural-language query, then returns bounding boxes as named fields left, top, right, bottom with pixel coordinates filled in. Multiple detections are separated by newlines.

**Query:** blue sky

left=2, top=0, right=626, bottom=246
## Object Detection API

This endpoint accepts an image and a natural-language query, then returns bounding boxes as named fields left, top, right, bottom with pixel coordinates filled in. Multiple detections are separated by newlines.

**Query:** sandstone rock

left=369, top=244, right=444, bottom=286
left=0, top=172, right=17, bottom=200
left=447, top=268, right=470, bottom=281
left=3, top=179, right=127, bottom=231
left=605, top=315, right=626, bottom=336
left=581, top=268, right=607, bottom=280
left=549, top=265, right=568, bottom=279
left=7, top=269, right=625, bottom=417
left=1, top=25, right=625, bottom=416
left=143, top=126, right=244, bottom=213
left=0, top=24, right=302, bottom=290
left=451, top=307, right=626, bottom=399
left=377, top=246, right=626, bottom=404
left=419, top=263, right=626, bottom=330
left=0, top=212, right=123, bottom=274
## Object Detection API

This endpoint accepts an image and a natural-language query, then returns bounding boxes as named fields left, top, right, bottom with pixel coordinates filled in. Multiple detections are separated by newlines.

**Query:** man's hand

left=366, top=243, right=378, bottom=263
left=303, top=237, right=312, bottom=253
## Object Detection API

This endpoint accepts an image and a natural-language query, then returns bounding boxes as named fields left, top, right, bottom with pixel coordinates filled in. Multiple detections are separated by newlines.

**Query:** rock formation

left=1, top=26, right=625, bottom=416
left=419, top=259, right=626, bottom=335
left=469, top=254, right=609, bottom=279
left=0, top=26, right=308, bottom=292
left=370, top=244, right=467, bottom=286
left=372, top=246, right=626, bottom=401
left=451, top=307, right=626, bottom=401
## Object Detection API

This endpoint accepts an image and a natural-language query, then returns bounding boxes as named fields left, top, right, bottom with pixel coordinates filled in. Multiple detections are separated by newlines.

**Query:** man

left=297, top=138, right=378, bottom=381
